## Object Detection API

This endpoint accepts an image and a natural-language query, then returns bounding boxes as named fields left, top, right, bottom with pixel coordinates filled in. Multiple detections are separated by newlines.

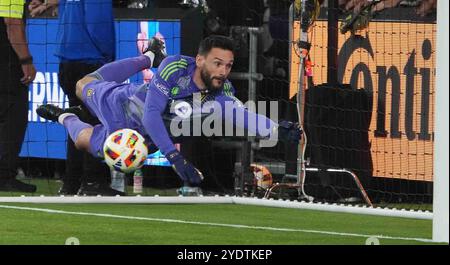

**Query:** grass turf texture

left=0, top=203, right=435, bottom=245
left=0, top=178, right=178, bottom=197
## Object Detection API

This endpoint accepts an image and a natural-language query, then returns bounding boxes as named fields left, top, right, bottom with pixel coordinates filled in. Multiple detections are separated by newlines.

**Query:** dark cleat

left=0, top=178, right=37, bottom=193
left=36, top=104, right=65, bottom=122
left=36, top=104, right=88, bottom=123
left=77, top=182, right=126, bottom=196
left=58, top=182, right=81, bottom=196
left=143, top=37, right=168, bottom=68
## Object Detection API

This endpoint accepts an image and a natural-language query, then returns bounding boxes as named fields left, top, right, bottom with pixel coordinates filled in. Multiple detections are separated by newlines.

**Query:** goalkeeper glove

left=166, top=150, right=204, bottom=186
left=276, top=120, right=302, bottom=143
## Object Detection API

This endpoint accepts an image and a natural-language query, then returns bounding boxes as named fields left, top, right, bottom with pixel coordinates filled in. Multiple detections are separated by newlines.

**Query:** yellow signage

left=290, top=21, right=436, bottom=181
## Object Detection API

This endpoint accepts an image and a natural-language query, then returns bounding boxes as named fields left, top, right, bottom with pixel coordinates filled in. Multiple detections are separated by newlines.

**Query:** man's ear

left=196, top=54, right=205, bottom=67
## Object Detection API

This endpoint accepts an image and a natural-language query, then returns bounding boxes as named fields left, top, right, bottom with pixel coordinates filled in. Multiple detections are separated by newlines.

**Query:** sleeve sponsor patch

left=151, top=77, right=170, bottom=97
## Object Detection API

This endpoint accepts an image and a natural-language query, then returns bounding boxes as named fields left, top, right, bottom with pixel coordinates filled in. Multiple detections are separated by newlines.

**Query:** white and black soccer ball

left=103, top=129, right=148, bottom=173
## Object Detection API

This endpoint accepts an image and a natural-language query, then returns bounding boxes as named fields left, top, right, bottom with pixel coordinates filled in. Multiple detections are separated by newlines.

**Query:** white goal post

left=0, top=195, right=432, bottom=220
left=432, top=0, right=449, bottom=244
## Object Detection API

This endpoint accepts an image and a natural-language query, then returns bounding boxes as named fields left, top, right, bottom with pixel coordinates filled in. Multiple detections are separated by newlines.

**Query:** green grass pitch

left=0, top=203, right=435, bottom=245
left=0, top=179, right=438, bottom=245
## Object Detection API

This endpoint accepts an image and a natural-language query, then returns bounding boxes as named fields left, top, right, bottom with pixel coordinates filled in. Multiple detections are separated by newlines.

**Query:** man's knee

left=75, top=79, right=84, bottom=99
left=76, top=76, right=97, bottom=100
left=74, top=127, right=94, bottom=152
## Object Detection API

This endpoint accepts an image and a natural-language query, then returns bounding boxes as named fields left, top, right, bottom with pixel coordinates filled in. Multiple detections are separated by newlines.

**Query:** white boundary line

left=0, top=204, right=435, bottom=244
left=0, top=196, right=433, bottom=220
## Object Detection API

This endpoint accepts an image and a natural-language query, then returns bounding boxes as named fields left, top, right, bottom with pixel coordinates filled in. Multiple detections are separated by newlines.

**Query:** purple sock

left=95, top=55, right=151, bottom=83
left=63, top=115, right=93, bottom=143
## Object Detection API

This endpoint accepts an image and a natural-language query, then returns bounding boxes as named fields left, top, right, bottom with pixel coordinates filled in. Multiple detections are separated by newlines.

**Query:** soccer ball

left=103, top=129, right=148, bottom=173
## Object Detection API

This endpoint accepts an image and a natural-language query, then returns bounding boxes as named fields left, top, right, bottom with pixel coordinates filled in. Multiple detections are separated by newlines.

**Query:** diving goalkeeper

left=37, top=35, right=301, bottom=192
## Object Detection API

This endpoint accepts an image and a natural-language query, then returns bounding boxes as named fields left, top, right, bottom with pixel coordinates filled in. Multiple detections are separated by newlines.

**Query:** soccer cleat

left=143, top=37, right=168, bottom=68
left=0, top=178, right=37, bottom=193
left=36, top=104, right=90, bottom=123
left=176, top=186, right=203, bottom=196
left=58, top=182, right=81, bottom=196
left=77, top=182, right=126, bottom=196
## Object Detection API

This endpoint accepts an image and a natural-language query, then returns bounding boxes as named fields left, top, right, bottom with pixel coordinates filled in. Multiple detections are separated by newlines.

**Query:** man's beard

left=201, top=68, right=225, bottom=91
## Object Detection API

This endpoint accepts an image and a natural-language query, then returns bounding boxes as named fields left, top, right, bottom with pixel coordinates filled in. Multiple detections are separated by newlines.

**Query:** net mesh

left=2, top=0, right=436, bottom=212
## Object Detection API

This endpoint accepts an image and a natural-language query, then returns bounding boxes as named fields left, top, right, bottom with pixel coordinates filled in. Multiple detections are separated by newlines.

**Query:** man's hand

left=276, top=120, right=302, bottom=143
left=340, top=0, right=371, bottom=14
left=166, top=150, right=204, bottom=186
left=372, top=0, right=402, bottom=12
left=416, top=0, right=437, bottom=17
left=20, top=63, right=37, bottom=85
left=28, top=0, right=58, bottom=17
left=28, top=0, right=43, bottom=10
left=28, top=0, right=46, bottom=17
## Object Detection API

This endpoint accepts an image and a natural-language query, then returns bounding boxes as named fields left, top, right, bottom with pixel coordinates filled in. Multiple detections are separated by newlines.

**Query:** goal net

left=0, top=1, right=442, bottom=216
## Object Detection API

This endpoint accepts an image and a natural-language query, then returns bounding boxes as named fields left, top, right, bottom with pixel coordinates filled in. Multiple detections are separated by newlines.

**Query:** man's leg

left=87, top=55, right=152, bottom=84
left=58, top=62, right=88, bottom=194
left=0, top=64, right=37, bottom=192
left=58, top=113, right=126, bottom=196
left=80, top=37, right=166, bottom=86
left=36, top=107, right=102, bottom=162
left=59, top=114, right=93, bottom=151
left=75, top=43, right=167, bottom=104
left=59, top=62, right=110, bottom=195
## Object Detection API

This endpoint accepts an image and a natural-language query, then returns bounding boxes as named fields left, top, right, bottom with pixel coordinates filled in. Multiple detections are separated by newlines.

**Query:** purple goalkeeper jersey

left=101, top=55, right=277, bottom=157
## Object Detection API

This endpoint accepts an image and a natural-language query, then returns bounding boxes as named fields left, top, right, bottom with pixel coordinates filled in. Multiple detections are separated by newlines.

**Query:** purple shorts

left=82, top=80, right=138, bottom=157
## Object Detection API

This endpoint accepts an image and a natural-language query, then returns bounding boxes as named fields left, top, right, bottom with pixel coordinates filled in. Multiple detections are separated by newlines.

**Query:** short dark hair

left=198, top=35, right=235, bottom=56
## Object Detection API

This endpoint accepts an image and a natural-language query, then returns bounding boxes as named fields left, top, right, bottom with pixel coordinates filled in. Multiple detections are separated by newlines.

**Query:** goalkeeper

left=37, top=35, right=301, bottom=192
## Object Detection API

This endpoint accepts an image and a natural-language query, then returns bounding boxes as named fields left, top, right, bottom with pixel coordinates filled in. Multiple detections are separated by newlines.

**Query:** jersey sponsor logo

left=176, top=76, right=191, bottom=90
left=86, top=88, right=94, bottom=98
left=173, top=101, right=193, bottom=119
left=291, top=20, right=436, bottom=181
left=223, top=82, right=234, bottom=96
left=171, top=86, right=180, bottom=96
left=153, top=79, right=170, bottom=96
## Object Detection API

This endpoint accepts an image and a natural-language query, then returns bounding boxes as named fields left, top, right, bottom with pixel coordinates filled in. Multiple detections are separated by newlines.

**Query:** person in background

left=29, top=0, right=121, bottom=196
left=339, top=0, right=437, bottom=16
left=0, top=0, right=37, bottom=192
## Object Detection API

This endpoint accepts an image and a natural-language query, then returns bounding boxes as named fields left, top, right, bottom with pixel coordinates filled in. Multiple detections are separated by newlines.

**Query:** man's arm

left=143, top=76, right=204, bottom=186
left=142, top=77, right=177, bottom=155
left=4, top=17, right=36, bottom=84
left=214, top=94, right=277, bottom=138
left=214, top=94, right=301, bottom=143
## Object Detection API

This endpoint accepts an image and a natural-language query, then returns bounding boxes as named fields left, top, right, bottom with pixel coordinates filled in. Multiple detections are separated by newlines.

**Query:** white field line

left=0, top=204, right=434, bottom=244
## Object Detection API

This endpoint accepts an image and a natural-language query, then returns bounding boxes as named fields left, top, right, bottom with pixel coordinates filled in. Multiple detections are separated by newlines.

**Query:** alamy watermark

left=65, top=237, right=80, bottom=245
left=365, top=237, right=381, bottom=245
left=168, top=93, right=280, bottom=148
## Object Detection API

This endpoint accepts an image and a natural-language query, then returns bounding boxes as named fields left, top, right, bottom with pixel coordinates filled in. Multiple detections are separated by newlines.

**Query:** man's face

left=197, top=48, right=234, bottom=91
